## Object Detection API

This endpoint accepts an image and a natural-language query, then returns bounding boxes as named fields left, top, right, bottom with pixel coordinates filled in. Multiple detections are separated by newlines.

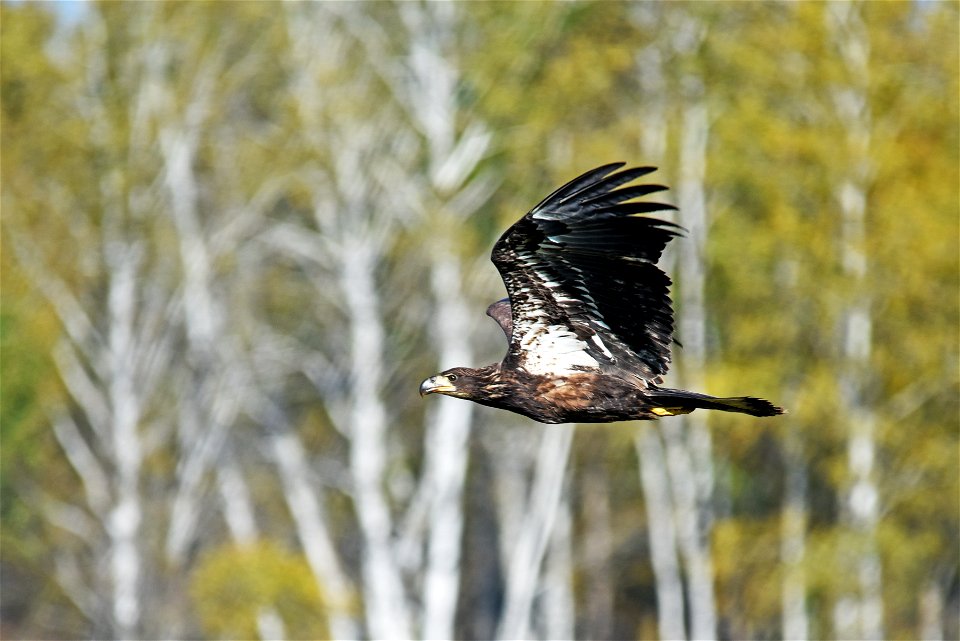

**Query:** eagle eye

left=447, top=374, right=459, bottom=382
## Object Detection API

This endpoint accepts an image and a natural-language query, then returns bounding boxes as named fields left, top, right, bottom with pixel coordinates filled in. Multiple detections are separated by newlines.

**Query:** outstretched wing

left=491, top=163, right=681, bottom=383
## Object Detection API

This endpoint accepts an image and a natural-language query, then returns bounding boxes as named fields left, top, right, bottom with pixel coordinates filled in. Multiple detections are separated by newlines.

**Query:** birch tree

left=280, top=6, right=414, bottom=637
left=5, top=7, right=180, bottom=636
left=156, top=26, right=247, bottom=569
left=632, top=7, right=717, bottom=639
left=388, top=5, right=493, bottom=637
left=780, top=426, right=809, bottom=640
left=636, top=429, right=686, bottom=640
left=6, top=5, right=346, bottom=636
left=494, top=424, right=575, bottom=640
left=4, top=2, right=957, bottom=638
left=114, top=12, right=312, bottom=639
left=824, top=4, right=883, bottom=639
left=309, top=4, right=499, bottom=638
left=631, top=6, right=687, bottom=639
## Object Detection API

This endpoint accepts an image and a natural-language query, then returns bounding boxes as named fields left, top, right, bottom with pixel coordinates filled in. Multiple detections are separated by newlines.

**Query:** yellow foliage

left=190, top=542, right=328, bottom=639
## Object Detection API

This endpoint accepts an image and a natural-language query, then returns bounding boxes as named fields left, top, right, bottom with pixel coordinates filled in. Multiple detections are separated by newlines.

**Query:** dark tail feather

left=648, top=388, right=785, bottom=418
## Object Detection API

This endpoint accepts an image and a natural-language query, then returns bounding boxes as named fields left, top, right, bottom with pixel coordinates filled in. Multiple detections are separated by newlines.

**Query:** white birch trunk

left=140, top=35, right=255, bottom=569
left=632, top=13, right=689, bottom=637
left=285, top=7, right=416, bottom=635
left=387, top=5, right=492, bottom=637
left=88, top=15, right=150, bottom=635
left=490, top=427, right=538, bottom=585
left=159, top=121, right=236, bottom=564
left=918, top=580, right=944, bottom=641
left=661, top=419, right=715, bottom=641
left=306, top=15, right=493, bottom=636
left=637, top=429, right=688, bottom=641
left=281, top=9, right=386, bottom=638
left=269, top=428, right=359, bottom=641
left=825, top=5, right=883, bottom=639
left=16, top=11, right=189, bottom=634
left=152, top=46, right=302, bottom=641
left=257, top=251, right=374, bottom=638
left=341, top=240, right=413, bottom=641
left=539, top=485, right=575, bottom=641
left=781, top=429, right=809, bottom=641
left=153, top=29, right=351, bottom=639
left=215, top=452, right=288, bottom=641
left=496, top=424, right=575, bottom=640
left=671, top=91, right=718, bottom=641
left=22, top=225, right=156, bottom=640
left=160, top=116, right=257, bottom=568
left=632, top=3, right=669, bottom=163
left=421, top=252, right=476, bottom=640
left=104, top=246, right=145, bottom=640
left=217, top=455, right=259, bottom=546
left=581, top=466, right=615, bottom=640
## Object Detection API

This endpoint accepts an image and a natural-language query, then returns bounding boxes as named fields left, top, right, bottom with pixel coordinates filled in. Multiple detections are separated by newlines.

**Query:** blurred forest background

left=2, top=1, right=958, bottom=640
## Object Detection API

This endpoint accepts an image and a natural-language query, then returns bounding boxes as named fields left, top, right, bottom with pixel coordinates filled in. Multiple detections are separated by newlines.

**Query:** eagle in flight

left=419, top=163, right=784, bottom=424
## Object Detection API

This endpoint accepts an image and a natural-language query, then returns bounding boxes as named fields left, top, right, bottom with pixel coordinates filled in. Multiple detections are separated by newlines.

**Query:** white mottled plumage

left=518, top=323, right=600, bottom=376
left=590, top=334, right=614, bottom=359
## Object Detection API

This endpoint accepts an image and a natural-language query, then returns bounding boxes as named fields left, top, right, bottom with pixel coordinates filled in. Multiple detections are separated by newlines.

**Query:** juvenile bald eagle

left=420, top=163, right=784, bottom=423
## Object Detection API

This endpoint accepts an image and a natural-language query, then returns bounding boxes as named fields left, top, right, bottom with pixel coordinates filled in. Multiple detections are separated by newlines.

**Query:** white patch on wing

left=518, top=323, right=600, bottom=375
left=590, top=334, right=614, bottom=359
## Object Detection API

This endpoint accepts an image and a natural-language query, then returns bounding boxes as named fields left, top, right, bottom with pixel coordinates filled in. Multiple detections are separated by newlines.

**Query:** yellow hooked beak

left=419, top=374, right=456, bottom=397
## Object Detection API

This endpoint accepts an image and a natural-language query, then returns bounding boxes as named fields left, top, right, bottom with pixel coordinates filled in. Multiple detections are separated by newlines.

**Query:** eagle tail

left=648, top=388, right=785, bottom=418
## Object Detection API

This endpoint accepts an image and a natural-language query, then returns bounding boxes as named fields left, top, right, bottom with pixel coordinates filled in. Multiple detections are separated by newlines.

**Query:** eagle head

left=419, top=365, right=503, bottom=400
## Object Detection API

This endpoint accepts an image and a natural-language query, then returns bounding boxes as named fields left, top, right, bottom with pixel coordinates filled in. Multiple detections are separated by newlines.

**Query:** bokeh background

left=2, top=2, right=957, bottom=639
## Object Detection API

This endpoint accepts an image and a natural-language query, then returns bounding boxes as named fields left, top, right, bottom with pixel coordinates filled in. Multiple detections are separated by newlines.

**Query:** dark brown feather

left=485, top=298, right=512, bottom=339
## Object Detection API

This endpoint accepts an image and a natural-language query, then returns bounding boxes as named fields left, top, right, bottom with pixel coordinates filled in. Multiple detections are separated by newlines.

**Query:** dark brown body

left=421, top=366, right=783, bottom=424
left=474, top=372, right=661, bottom=424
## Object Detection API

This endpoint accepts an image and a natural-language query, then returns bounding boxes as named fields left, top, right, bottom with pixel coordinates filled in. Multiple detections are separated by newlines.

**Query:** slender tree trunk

left=633, top=11, right=717, bottom=638
left=281, top=8, right=390, bottom=637
left=632, top=14, right=688, bottom=637
left=671, top=91, right=718, bottom=641
left=217, top=455, right=258, bottom=546
left=581, top=465, right=615, bottom=640
left=637, top=429, right=687, bottom=641
left=214, top=452, right=288, bottom=641
left=269, top=426, right=358, bottom=640
left=825, top=5, right=883, bottom=639
left=294, top=5, right=493, bottom=638
left=388, top=5, right=492, bottom=637
left=87, top=14, right=151, bottom=635
left=539, top=488, right=575, bottom=641
left=632, top=3, right=669, bottom=165
left=781, top=429, right=809, bottom=641
left=160, top=122, right=237, bottom=564
left=27, top=223, right=157, bottom=641
left=422, top=250, right=475, bottom=640
left=342, top=240, right=413, bottom=641
left=496, top=424, right=575, bottom=640
left=918, top=580, right=944, bottom=641
left=104, top=247, right=145, bottom=640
